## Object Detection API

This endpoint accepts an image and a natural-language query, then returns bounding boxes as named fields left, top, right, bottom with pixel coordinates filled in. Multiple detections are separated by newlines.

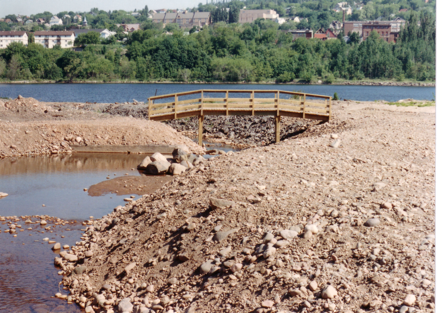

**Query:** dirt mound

left=59, top=103, right=435, bottom=313
left=1, top=95, right=54, bottom=116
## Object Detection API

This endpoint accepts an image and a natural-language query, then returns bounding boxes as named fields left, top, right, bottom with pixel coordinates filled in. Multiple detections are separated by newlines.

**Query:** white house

left=0, top=31, right=28, bottom=48
left=50, top=16, right=63, bottom=26
left=34, top=31, right=75, bottom=48
left=100, top=29, right=116, bottom=39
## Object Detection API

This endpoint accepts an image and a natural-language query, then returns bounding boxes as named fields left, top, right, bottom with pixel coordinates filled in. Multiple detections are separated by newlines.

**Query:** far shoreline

left=0, top=79, right=435, bottom=87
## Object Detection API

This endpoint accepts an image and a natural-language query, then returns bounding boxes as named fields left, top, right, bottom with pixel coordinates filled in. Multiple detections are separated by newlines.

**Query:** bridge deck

left=147, top=90, right=332, bottom=145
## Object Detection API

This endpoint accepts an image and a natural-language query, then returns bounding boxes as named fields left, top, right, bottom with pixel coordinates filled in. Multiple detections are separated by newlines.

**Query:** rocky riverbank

left=56, top=100, right=435, bottom=313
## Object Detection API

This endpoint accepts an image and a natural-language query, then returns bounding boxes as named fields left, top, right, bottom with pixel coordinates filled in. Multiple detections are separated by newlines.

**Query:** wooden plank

left=304, top=101, right=329, bottom=108
left=198, top=115, right=204, bottom=146
left=226, top=91, right=229, bottom=116
left=177, top=98, right=201, bottom=105
left=179, top=104, right=201, bottom=111
left=275, top=115, right=280, bottom=143
left=149, top=89, right=201, bottom=100
left=148, top=99, right=151, bottom=119
left=302, top=94, right=306, bottom=119
left=305, top=108, right=329, bottom=114
left=174, top=94, right=178, bottom=119
left=150, top=101, right=175, bottom=108
left=151, top=107, right=174, bottom=115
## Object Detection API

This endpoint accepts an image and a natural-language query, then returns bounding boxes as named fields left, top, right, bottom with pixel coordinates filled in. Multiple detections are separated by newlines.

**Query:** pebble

left=43, top=237, right=49, bottom=241
left=304, top=230, right=313, bottom=239
left=168, top=278, right=178, bottom=285
left=118, top=298, right=133, bottom=313
left=404, top=294, right=416, bottom=306
left=40, top=220, right=47, bottom=225
left=263, top=232, right=274, bottom=243
left=365, top=218, right=380, bottom=227
left=304, top=224, right=319, bottom=234
left=219, top=246, right=232, bottom=257
left=214, top=229, right=238, bottom=242
left=309, top=281, right=318, bottom=291
left=330, top=139, right=341, bottom=148
left=261, top=300, right=274, bottom=308
left=147, top=285, right=155, bottom=292
left=279, top=229, right=298, bottom=240
left=322, top=285, right=337, bottom=299
left=0, top=192, right=8, bottom=199
left=63, top=245, right=69, bottom=249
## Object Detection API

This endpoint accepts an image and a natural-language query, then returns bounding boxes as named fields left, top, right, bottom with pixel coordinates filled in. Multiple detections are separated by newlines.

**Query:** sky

left=0, top=0, right=206, bottom=16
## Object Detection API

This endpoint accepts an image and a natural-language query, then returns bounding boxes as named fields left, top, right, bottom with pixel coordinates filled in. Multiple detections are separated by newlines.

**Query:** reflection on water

left=0, top=219, right=82, bottom=313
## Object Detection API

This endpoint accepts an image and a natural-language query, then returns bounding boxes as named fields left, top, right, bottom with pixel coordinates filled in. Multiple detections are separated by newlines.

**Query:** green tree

left=74, top=32, right=101, bottom=46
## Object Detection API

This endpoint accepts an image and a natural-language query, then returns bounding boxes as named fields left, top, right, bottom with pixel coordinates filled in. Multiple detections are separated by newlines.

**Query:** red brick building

left=344, top=20, right=405, bottom=43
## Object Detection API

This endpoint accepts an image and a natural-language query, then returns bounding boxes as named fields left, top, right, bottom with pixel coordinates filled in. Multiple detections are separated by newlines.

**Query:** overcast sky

left=0, top=0, right=206, bottom=16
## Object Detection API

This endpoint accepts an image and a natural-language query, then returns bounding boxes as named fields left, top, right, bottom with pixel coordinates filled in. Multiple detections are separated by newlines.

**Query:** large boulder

left=180, top=160, right=193, bottom=169
left=145, top=160, right=171, bottom=175
left=137, top=156, right=152, bottom=170
left=169, top=163, right=187, bottom=175
left=150, top=152, right=168, bottom=163
left=173, top=146, right=190, bottom=163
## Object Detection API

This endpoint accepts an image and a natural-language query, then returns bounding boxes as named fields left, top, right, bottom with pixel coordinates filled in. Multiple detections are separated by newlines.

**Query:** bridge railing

left=148, top=89, right=331, bottom=121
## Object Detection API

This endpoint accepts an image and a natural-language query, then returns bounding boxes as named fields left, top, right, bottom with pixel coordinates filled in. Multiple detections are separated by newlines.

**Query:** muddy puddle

left=0, top=153, right=172, bottom=313
left=0, top=145, right=236, bottom=312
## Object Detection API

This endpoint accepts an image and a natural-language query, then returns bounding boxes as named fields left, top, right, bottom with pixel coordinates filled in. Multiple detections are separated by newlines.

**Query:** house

left=238, top=9, right=279, bottom=23
left=50, top=16, right=63, bottom=26
left=329, top=20, right=343, bottom=31
left=36, top=18, right=46, bottom=25
left=63, top=14, right=71, bottom=19
left=5, top=19, right=12, bottom=24
left=73, top=28, right=105, bottom=38
left=116, top=24, right=141, bottom=32
left=34, top=31, right=75, bottom=48
left=0, top=31, right=28, bottom=48
left=16, top=17, right=23, bottom=24
left=156, top=9, right=167, bottom=14
left=314, top=29, right=338, bottom=40
left=151, top=12, right=211, bottom=28
left=100, top=29, right=116, bottom=39
left=25, top=20, right=34, bottom=25
left=333, top=2, right=352, bottom=15
left=73, top=15, right=82, bottom=23
left=344, top=20, right=406, bottom=42
left=274, top=17, right=286, bottom=25
left=285, top=29, right=313, bottom=40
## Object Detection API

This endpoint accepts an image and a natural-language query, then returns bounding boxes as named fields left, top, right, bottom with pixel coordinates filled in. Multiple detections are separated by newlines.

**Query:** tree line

left=0, top=12, right=435, bottom=83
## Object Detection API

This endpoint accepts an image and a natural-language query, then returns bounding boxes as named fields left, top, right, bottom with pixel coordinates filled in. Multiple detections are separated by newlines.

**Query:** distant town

left=0, top=0, right=435, bottom=83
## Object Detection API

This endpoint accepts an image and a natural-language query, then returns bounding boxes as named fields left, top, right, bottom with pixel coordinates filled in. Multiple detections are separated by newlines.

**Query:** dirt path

left=56, top=101, right=434, bottom=313
left=0, top=96, right=204, bottom=158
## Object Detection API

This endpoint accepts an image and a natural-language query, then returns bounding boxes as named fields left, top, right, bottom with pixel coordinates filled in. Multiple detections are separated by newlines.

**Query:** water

left=0, top=83, right=435, bottom=103
left=0, top=153, right=172, bottom=313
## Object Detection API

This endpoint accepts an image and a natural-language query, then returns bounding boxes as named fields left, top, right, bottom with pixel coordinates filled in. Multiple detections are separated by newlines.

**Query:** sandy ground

left=49, top=100, right=435, bottom=313
left=0, top=96, right=204, bottom=158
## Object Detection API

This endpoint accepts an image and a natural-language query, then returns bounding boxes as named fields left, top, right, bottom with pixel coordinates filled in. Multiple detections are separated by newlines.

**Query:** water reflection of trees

left=0, top=153, right=143, bottom=176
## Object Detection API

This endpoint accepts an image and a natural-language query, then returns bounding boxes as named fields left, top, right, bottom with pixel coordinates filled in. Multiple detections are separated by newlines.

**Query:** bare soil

left=0, top=96, right=205, bottom=158
left=54, top=100, right=435, bottom=313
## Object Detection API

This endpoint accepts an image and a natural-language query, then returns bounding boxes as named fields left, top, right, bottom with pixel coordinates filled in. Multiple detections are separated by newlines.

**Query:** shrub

left=324, top=73, right=335, bottom=84
left=332, top=92, right=339, bottom=100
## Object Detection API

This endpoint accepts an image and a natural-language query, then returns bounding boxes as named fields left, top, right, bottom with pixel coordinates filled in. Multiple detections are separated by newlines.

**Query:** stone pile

left=137, top=145, right=205, bottom=176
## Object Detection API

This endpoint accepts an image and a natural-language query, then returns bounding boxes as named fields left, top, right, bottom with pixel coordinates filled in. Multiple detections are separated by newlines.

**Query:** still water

left=0, top=83, right=435, bottom=103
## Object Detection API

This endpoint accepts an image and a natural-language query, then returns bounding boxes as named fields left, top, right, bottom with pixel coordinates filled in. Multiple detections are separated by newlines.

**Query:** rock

left=75, top=137, right=83, bottom=143
left=139, top=306, right=152, bottom=313
left=230, top=263, right=243, bottom=272
left=262, top=300, right=274, bottom=308
left=219, top=246, right=232, bottom=257
left=95, top=293, right=106, bottom=308
left=263, top=232, right=274, bottom=243
left=43, top=237, right=49, bottom=241
left=275, top=240, right=289, bottom=248
left=263, top=245, right=276, bottom=258
left=147, top=285, right=155, bottom=292
left=85, top=250, right=93, bottom=258
left=85, top=305, right=95, bottom=313
left=365, top=218, right=380, bottom=227
left=74, top=265, right=87, bottom=275
left=193, top=156, right=205, bottom=165
left=305, top=224, right=319, bottom=234
left=65, top=254, right=78, bottom=262
left=138, top=156, right=152, bottom=170
left=169, top=163, right=187, bottom=175
left=399, top=305, right=408, bottom=313
left=309, top=281, right=318, bottom=291
left=210, top=198, right=234, bottom=209
left=125, top=262, right=137, bottom=274
left=331, top=134, right=338, bottom=139
left=214, top=229, right=238, bottom=242
left=280, top=229, right=298, bottom=240
left=330, top=139, right=341, bottom=148
left=40, top=220, right=47, bottom=225
left=150, top=152, right=168, bottom=163
left=322, top=286, right=337, bottom=299
left=304, top=230, right=313, bottom=239
left=52, top=243, right=61, bottom=250
left=168, top=278, right=178, bottom=285
left=180, top=160, right=193, bottom=169
left=160, top=296, right=170, bottom=306
left=0, top=192, right=8, bottom=199
left=200, top=261, right=215, bottom=274
left=381, top=202, right=392, bottom=210
left=118, top=297, right=133, bottom=313
left=404, top=294, right=416, bottom=306
left=373, top=182, right=387, bottom=191
left=145, top=160, right=171, bottom=175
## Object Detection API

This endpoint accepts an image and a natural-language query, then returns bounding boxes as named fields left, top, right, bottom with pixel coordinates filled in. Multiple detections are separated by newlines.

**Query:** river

left=0, top=83, right=435, bottom=103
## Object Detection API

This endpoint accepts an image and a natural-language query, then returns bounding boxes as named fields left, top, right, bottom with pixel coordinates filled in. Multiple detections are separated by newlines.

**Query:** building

left=34, top=31, right=75, bottom=48
left=116, top=24, right=141, bottom=32
left=100, top=29, right=116, bottom=39
left=314, top=29, right=338, bottom=40
left=73, top=15, right=82, bottom=23
left=25, top=19, right=33, bottom=25
left=0, top=31, right=28, bottom=48
left=285, top=29, right=313, bottom=40
left=329, top=20, right=343, bottom=31
left=151, top=12, right=211, bottom=28
left=238, top=9, right=279, bottom=24
left=83, top=16, right=88, bottom=26
left=50, top=16, right=63, bottom=26
left=73, top=28, right=105, bottom=38
left=344, top=19, right=406, bottom=42
left=36, top=18, right=46, bottom=25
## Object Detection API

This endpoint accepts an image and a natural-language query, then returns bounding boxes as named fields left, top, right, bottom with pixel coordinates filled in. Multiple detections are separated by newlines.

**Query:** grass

left=387, top=101, right=435, bottom=107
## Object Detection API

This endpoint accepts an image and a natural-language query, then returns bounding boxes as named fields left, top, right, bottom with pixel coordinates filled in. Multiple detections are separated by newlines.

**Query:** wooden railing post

left=148, top=98, right=151, bottom=120
left=198, top=114, right=204, bottom=146
left=174, top=94, right=178, bottom=119
left=226, top=91, right=229, bottom=116
left=302, top=93, right=306, bottom=119
left=277, top=91, right=280, bottom=116
left=201, top=90, right=204, bottom=115
left=251, top=91, right=255, bottom=116
left=328, top=96, right=332, bottom=121
left=275, top=115, right=280, bottom=143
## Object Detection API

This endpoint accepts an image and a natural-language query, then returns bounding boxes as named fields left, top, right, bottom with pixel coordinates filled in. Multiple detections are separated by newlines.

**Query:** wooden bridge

left=148, top=90, right=332, bottom=146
